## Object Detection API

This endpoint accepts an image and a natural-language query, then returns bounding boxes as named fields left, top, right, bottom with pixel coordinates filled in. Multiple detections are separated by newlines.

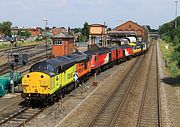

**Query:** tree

left=144, top=25, right=158, bottom=32
left=73, top=28, right=81, bottom=33
left=61, top=27, right=65, bottom=30
left=159, top=16, right=180, bottom=44
left=52, top=26, right=56, bottom=29
left=0, top=21, right=12, bottom=36
left=107, top=27, right=112, bottom=31
left=81, top=22, right=89, bottom=38
left=17, top=29, right=31, bottom=37
left=159, top=16, right=180, bottom=69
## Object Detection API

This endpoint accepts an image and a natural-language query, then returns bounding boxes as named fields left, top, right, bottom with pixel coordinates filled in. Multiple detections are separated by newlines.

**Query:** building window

left=54, top=40, right=63, bottom=45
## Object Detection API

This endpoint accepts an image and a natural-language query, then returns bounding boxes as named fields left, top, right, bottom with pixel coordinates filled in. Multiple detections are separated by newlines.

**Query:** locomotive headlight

left=41, top=80, right=48, bottom=87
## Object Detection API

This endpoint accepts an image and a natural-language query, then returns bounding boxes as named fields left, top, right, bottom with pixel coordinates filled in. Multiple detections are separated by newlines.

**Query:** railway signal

left=10, top=63, right=14, bottom=93
left=9, top=39, right=15, bottom=94
left=12, top=53, right=28, bottom=65
left=8, top=39, right=28, bottom=94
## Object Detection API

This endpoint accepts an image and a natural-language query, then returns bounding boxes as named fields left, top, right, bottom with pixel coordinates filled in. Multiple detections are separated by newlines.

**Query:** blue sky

left=0, top=0, right=178, bottom=29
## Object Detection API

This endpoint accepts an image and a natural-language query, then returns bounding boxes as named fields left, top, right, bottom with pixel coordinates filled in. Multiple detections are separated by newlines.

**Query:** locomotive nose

left=22, top=72, right=50, bottom=94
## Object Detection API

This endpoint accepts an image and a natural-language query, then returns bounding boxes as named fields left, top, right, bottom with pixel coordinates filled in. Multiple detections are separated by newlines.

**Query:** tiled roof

left=52, top=32, right=74, bottom=38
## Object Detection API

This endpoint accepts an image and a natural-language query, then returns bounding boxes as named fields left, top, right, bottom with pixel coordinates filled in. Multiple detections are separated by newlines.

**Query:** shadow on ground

left=161, top=75, right=180, bottom=87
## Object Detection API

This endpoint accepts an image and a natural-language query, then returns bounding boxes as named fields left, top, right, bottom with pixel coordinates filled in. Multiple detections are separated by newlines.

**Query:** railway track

left=87, top=54, right=145, bottom=127
left=0, top=45, right=36, bottom=58
left=136, top=43, right=161, bottom=126
left=105, top=43, right=162, bottom=127
left=0, top=51, right=51, bottom=75
left=0, top=106, right=44, bottom=127
left=0, top=45, right=36, bottom=53
left=87, top=43, right=161, bottom=127
left=103, top=43, right=161, bottom=127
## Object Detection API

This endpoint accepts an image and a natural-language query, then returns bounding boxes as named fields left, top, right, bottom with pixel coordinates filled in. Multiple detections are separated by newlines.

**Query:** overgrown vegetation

left=159, top=16, right=180, bottom=76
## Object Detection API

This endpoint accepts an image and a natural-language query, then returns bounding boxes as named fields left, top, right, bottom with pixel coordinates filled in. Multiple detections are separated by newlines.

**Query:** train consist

left=21, top=42, right=149, bottom=105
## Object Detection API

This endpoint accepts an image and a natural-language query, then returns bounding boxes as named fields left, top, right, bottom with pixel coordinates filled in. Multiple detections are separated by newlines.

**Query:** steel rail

left=156, top=42, right=162, bottom=127
left=87, top=54, right=145, bottom=127
left=109, top=45, right=153, bottom=127
left=136, top=43, right=161, bottom=127
left=0, top=106, right=44, bottom=127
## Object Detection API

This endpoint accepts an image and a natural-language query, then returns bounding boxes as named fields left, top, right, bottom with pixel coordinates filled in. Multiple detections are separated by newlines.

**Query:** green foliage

left=159, top=16, right=180, bottom=45
left=159, top=16, right=180, bottom=71
left=73, top=28, right=81, bottom=33
left=81, top=22, right=89, bottom=40
left=0, top=21, right=12, bottom=36
left=160, top=41, right=180, bottom=76
left=35, top=37, right=42, bottom=42
left=173, top=35, right=179, bottom=45
left=78, top=35, right=87, bottom=42
left=161, top=33, right=172, bottom=43
left=145, top=25, right=158, bottom=32
left=17, top=29, right=31, bottom=37
left=107, top=28, right=112, bottom=31
left=0, top=43, right=9, bottom=49
left=72, top=22, right=89, bottom=42
left=167, top=61, right=178, bottom=76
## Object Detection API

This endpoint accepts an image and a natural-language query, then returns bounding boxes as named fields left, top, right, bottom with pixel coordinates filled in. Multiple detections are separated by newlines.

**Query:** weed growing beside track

left=159, top=40, right=180, bottom=77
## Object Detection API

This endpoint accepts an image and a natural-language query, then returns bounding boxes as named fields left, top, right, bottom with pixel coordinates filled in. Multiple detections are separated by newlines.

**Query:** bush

left=168, top=61, right=178, bottom=76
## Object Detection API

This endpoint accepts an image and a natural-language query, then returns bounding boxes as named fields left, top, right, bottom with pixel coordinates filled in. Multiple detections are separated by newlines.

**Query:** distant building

left=113, top=20, right=148, bottom=41
left=88, top=24, right=107, bottom=48
left=51, top=32, right=75, bottom=57
left=148, top=32, right=160, bottom=40
left=28, top=27, right=41, bottom=36
left=11, top=27, right=42, bottom=37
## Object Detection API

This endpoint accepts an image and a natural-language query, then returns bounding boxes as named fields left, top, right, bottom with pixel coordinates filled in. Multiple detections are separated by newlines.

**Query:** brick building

left=51, top=32, right=75, bottom=57
left=88, top=24, right=107, bottom=47
left=114, top=20, right=148, bottom=41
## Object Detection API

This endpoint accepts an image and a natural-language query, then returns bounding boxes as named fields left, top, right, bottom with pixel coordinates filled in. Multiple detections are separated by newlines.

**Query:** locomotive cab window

left=30, top=62, right=56, bottom=74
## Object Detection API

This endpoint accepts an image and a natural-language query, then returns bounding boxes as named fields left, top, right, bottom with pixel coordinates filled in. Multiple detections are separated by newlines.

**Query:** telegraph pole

left=175, top=0, right=178, bottom=28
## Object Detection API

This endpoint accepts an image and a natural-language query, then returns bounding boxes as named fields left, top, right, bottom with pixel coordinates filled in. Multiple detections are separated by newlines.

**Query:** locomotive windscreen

left=30, top=62, right=55, bottom=74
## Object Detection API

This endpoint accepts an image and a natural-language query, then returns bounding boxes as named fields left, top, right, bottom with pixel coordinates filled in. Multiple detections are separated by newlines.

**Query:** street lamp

left=43, top=19, right=48, bottom=59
